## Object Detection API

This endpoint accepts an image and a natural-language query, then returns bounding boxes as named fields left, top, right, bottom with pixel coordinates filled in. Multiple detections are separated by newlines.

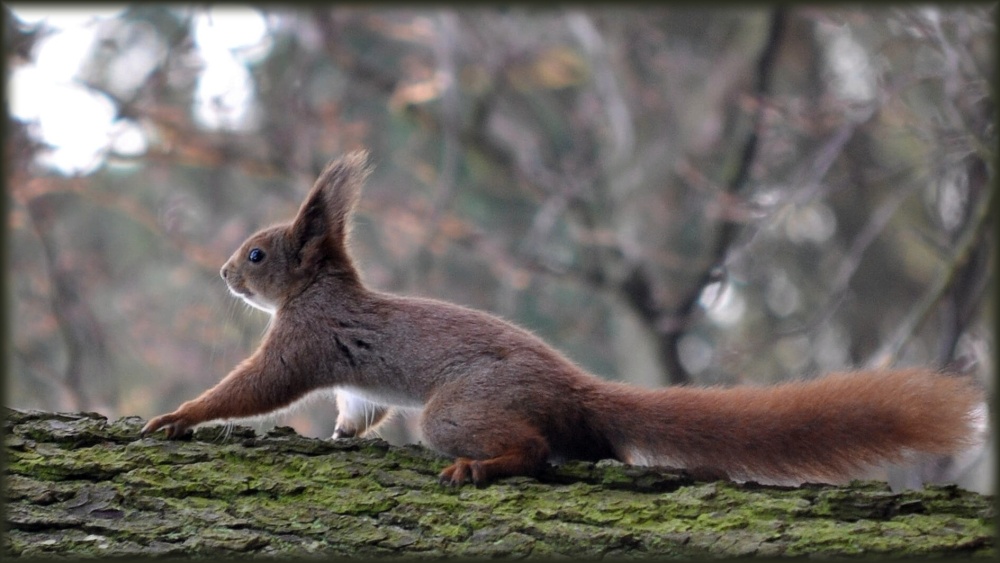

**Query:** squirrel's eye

left=248, top=248, right=265, bottom=263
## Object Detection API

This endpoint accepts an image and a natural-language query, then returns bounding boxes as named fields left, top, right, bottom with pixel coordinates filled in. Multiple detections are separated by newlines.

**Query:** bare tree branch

left=866, top=161, right=995, bottom=368
left=649, top=7, right=788, bottom=384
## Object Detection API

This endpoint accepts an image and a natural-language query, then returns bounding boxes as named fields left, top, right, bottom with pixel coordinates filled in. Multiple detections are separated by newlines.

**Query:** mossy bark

left=4, top=408, right=994, bottom=558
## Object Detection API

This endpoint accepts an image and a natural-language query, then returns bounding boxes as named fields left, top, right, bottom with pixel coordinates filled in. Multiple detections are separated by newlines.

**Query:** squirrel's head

left=220, top=150, right=371, bottom=313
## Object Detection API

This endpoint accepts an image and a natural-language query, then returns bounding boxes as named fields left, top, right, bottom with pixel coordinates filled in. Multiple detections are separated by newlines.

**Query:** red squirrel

left=142, top=151, right=986, bottom=487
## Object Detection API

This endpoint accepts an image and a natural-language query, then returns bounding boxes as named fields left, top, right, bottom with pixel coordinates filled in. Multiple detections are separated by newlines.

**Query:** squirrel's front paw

left=141, top=412, right=194, bottom=439
left=331, top=424, right=357, bottom=440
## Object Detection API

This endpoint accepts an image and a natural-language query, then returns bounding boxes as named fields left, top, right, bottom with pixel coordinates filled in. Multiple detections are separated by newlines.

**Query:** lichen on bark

left=3, top=408, right=994, bottom=558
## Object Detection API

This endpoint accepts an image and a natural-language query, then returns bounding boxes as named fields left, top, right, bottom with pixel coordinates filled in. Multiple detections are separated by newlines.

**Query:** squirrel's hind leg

left=421, top=400, right=550, bottom=487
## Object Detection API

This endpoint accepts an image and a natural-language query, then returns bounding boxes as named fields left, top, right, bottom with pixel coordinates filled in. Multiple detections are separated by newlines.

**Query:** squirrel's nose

left=220, top=266, right=229, bottom=280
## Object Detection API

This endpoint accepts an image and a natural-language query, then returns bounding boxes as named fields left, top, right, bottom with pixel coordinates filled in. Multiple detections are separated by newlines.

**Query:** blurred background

left=4, top=5, right=994, bottom=492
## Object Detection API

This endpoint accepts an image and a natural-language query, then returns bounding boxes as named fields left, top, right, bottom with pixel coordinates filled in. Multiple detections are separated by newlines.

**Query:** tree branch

left=5, top=408, right=993, bottom=558
left=865, top=164, right=996, bottom=368
left=655, top=7, right=788, bottom=383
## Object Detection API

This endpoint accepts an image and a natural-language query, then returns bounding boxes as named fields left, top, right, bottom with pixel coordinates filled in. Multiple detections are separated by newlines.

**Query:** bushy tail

left=594, top=369, right=986, bottom=485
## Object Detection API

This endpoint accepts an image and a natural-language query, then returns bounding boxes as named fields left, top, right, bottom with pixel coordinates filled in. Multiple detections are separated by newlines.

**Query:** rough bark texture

left=4, top=408, right=994, bottom=558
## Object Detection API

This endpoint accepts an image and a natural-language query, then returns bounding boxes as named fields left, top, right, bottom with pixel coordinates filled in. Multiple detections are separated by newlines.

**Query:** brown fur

left=592, top=368, right=982, bottom=484
left=142, top=151, right=985, bottom=487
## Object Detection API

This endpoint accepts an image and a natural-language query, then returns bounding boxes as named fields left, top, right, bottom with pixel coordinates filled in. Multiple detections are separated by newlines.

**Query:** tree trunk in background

left=5, top=409, right=993, bottom=558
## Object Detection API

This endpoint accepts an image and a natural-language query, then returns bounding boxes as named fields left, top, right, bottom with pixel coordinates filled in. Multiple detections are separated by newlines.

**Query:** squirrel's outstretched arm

left=141, top=347, right=308, bottom=438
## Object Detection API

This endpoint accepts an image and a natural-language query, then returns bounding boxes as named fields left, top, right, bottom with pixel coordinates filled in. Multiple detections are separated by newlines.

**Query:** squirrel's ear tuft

left=290, top=150, right=372, bottom=265
left=313, top=150, right=371, bottom=229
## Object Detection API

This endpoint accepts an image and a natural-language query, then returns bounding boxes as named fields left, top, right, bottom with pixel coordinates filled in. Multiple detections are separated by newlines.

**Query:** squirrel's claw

left=142, top=413, right=193, bottom=439
left=331, top=425, right=357, bottom=440
left=439, top=458, right=487, bottom=487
